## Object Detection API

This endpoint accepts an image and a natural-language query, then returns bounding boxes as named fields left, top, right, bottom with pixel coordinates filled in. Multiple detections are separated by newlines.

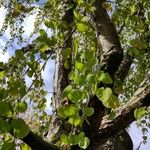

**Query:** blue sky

left=0, top=3, right=150, bottom=150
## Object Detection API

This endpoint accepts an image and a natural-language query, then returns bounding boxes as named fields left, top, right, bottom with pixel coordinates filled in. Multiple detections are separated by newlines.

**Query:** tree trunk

left=87, top=130, right=133, bottom=150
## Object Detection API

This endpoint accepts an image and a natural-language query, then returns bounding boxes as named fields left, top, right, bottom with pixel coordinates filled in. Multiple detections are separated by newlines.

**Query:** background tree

left=0, top=0, right=150, bottom=150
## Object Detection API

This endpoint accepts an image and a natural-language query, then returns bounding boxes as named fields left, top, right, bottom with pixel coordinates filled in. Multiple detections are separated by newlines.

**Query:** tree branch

left=47, top=0, right=75, bottom=144
left=51, top=0, right=75, bottom=111
left=5, top=118, right=58, bottom=150
left=22, top=131, right=58, bottom=150
left=116, top=53, right=133, bottom=81
left=94, top=74, right=150, bottom=142
left=93, top=0, right=123, bottom=76
left=83, top=0, right=124, bottom=139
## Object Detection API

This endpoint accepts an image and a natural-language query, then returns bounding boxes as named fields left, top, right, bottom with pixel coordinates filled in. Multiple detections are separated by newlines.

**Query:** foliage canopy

left=0, top=0, right=150, bottom=149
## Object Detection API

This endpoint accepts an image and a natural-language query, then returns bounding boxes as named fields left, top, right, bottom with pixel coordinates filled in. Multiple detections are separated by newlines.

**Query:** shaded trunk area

left=87, top=130, right=133, bottom=150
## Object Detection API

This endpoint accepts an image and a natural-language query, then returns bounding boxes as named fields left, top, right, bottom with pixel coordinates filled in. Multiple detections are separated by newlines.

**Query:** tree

left=0, top=0, right=150, bottom=149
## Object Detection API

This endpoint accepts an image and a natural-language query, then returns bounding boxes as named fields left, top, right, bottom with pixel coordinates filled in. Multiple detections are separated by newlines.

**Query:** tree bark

left=47, top=0, right=75, bottom=143
left=93, top=0, right=123, bottom=76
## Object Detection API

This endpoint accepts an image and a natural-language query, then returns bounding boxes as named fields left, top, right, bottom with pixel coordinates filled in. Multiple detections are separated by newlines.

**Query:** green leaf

left=73, top=38, right=79, bottom=56
left=44, top=20, right=55, bottom=29
left=92, top=83, right=97, bottom=93
left=15, top=50, right=23, bottom=57
left=27, top=70, right=34, bottom=78
left=67, top=105, right=78, bottom=117
left=134, top=107, right=146, bottom=119
left=68, top=117, right=74, bottom=125
left=48, top=37, right=57, bottom=47
left=21, top=143, right=31, bottom=150
left=84, top=107, right=94, bottom=117
left=74, top=75, right=86, bottom=85
left=85, top=57, right=97, bottom=68
left=75, top=62, right=84, bottom=71
left=142, top=136, right=147, bottom=141
left=62, top=85, right=73, bottom=98
left=0, top=71, right=5, bottom=79
left=60, top=134, right=69, bottom=145
left=0, top=88, right=7, bottom=99
left=57, top=107, right=66, bottom=118
left=102, top=95, right=119, bottom=109
left=97, top=72, right=113, bottom=84
left=64, top=60, right=70, bottom=69
left=78, top=137, right=90, bottom=149
left=77, top=0, right=84, bottom=5
left=78, top=132, right=85, bottom=141
left=58, top=104, right=78, bottom=118
left=68, top=134, right=78, bottom=145
left=0, top=118, right=10, bottom=133
left=40, top=52, right=47, bottom=60
left=69, top=70, right=76, bottom=80
left=68, top=89, right=82, bottom=103
left=114, top=80, right=124, bottom=94
left=101, top=88, right=112, bottom=102
left=0, top=102, right=13, bottom=116
left=73, top=9, right=80, bottom=20
left=96, top=88, right=119, bottom=108
left=62, top=48, right=70, bottom=60
left=39, top=44, right=49, bottom=53
left=74, top=116, right=82, bottom=127
left=11, top=118, right=29, bottom=139
left=1, top=142, right=15, bottom=150
left=16, top=102, right=27, bottom=113
left=96, top=71, right=103, bottom=79
left=77, top=23, right=89, bottom=32
left=69, top=70, right=86, bottom=85
left=68, top=116, right=82, bottom=127
left=39, top=29, right=47, bottom=37
left=102, top=2, right=112, bottom=11
left=96, top=87, right=104, bottom=99
left=86, top=73, right=96, bottom=84
left=81, top=16, right=89, bottom=22
left=130, top=5, right=136, bottom=14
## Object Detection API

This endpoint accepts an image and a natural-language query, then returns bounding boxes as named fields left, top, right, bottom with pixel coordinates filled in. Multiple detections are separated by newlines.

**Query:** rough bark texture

left=52, top=7, right=74, bottom=110
left=93, top=0, right=123, bottom=76
left=116, top=53, right=133, bottom=81
left=47, top=0, right=75, bottom=143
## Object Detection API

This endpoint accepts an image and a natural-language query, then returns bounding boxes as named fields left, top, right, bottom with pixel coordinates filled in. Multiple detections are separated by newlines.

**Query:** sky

left=0, top=3, right=150, bottom=150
